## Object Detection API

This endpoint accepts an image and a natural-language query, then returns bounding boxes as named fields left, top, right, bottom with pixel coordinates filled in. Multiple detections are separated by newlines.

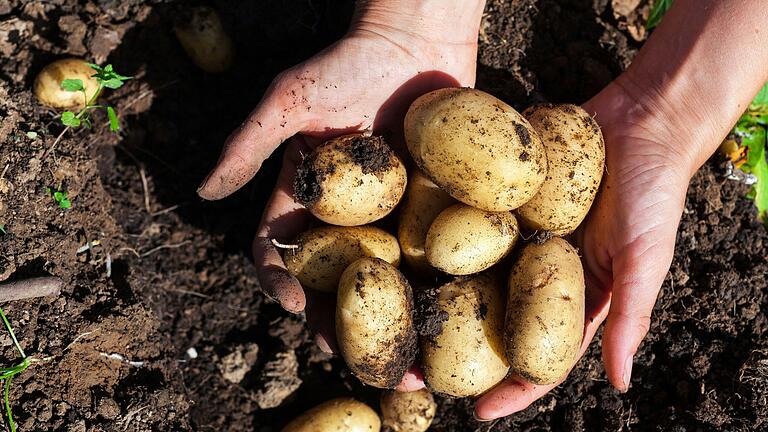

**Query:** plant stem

left=4, top=377, right=14, bottom=432
left=0, top=308, right=24, bottom=360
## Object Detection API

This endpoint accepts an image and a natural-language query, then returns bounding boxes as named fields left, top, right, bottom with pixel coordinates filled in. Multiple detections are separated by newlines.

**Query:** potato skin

left=174, top=6, right=233, bottom=73
left=517, top=104, right=605, bottom=235
left=294, top=134, right=407, bottom=226
left=34, top=59, right=100, bottom=109
left=282, top=397, right=381, bottom=432
left=425, top=204, right=518, bottom=275
left=505, top=237, right=585, bottom=384
left=421, top=273, right=509, bottom=397
left=284, top=226, right=400, bottom=292
left=337, top=258, right=416, bottom=388
left=397, top=171, right=456, bottom=273
left=405, top=88, right=547, bottom=211
left=380, top=389, right=436, bottom=432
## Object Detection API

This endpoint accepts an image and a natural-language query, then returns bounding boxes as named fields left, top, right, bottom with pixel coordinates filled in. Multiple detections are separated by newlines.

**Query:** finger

left=305, top=289, right=337, bottom=354
left=474, top=277, right=611, bottom=420
left=253, top=139, right=313, bottom=313
left=395, top=366, right=426, bottom=392
left=602, top=231, right=676, bottom=392
left=198, top=70, right=312, bottom=200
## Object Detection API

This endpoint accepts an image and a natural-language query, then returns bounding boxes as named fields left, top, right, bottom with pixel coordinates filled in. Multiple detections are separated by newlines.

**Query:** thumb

left=601, top=230, right=676, bottom=392
left=197, top=71, right=312, bottom=200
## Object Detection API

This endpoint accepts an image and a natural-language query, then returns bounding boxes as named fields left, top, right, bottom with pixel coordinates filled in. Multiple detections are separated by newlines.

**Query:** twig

left=41, top=126, right=70, bottom=160
left=151, top=204, right=182, bottom=217
left=0, top=277, right=63, bottom=302
left=140, top=240, right=190, bottom=257
left=139, top=166, right=151, bottom=213
left=118, top=247, right=141, bottom=258
left=0, top=164, right=9, bottom=181
left=165, top=288, right=212, bottom=299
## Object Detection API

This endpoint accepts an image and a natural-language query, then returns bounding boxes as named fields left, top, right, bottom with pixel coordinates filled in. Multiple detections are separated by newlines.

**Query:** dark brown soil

left=0, top=0, right=765, bottom=431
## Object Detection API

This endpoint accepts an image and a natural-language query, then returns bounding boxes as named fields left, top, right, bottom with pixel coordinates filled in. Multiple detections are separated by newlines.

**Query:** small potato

left=33, top=59, right=100, bottom=109
left=282, top=397, right=381, bottom=432
left=505, top=237, right=585, bottom=384
left=294, top=134, right=407, bottom=226
left=517, top=104, right=605, bottom=235
left=337, top=258, right=416, bottom=388
left=421, top=273, right=509, bottom=397
left=405, top=88, right=547, bottom=211
left=284, top=226, right=400, bottom=292
left=425, top=204, right=518, bottom=275
left=380, top=389, right=436, bottom=432
left=174, top=6, right=234, bottom=73
left=397, top=170, right=456, bottom=273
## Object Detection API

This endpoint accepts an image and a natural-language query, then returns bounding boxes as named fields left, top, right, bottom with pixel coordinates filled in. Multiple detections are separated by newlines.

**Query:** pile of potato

left=281, top=88, right=605, bottom=431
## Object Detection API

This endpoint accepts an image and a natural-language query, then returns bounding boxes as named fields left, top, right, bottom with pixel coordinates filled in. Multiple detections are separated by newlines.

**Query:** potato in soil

left=517, top=104, right=605, bottom=235
left=336, top=258, right=416, bottom=388
left=34, top=58, right=100, bottom=109
left=405, top=88, right=547, bottom=211
left=425, top=203, right=518, bottom=275
left=421, top=273, right=509, bottom=397
left=174, top=6, right=234, bottom=73
left=506, top=237, right=585, bottom=384
left=283, top=226, right=400, bottom=292
left=282, top=397, right=380, bottom=432
left=380, top=388, right=436, bottom=432
left=397, top=170, right=456, bottom=273
left=294, top=134, right=407, bottom=226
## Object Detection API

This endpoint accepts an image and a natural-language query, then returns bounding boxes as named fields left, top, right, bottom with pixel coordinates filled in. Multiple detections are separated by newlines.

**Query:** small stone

left=96, top=397, right=120, bottom=420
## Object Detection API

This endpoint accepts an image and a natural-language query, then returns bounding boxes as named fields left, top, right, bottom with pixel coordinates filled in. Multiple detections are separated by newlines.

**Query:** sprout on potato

left=33, top=58, right=100, bottom=109
left=380, top=389, right=436, bottom=432
left=282, top=397, right=381, bottom=432
left=174, top=6, right=234, bottom=73
left=284, top=226, right=400, bottom=292
left=294, top=134, right=407, bottom=227
left=405, top=88, right=547, bottom=211
left=505, top=237, right=585, bottom=384
left=337, top=258, right=416, bottom=388
left=425, top=204, right=518, bottom=275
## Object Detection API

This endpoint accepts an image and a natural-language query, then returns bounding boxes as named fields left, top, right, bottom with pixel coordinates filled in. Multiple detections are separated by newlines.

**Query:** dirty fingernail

left=473, top=411, right=492, bottom=422
left=315, top=334, right=333, bottom=354
left=621, top=355, right=633, bottom=393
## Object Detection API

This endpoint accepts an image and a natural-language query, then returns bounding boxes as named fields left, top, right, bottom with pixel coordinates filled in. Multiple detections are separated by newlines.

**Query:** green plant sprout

left=46, top=187, right=72, bottom=209
left=60, top=64, right=131, bottom=132
left=0, top=226, right=5, bottom=235
left=0, top=306, right=30, bottom=432
left=646, top=0, right=673, bottom=30
left=729, top=83, right=768, bottom=221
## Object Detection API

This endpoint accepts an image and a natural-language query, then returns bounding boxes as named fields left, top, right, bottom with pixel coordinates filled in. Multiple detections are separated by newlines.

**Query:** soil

left=0, top=0, right=765, bottom=431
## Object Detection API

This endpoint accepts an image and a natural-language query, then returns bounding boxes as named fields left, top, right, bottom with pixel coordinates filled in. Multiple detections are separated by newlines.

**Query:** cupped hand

left=475, top=80, right=697, bottom=419
left=197, top=23, right=478, bottom=353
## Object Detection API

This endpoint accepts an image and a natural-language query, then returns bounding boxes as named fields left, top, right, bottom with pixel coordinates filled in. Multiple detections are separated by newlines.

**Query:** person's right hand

left=196, top=2, right=483, bottom=356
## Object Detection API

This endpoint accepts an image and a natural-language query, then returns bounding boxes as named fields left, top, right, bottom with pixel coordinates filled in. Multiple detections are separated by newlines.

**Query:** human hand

left=197, top=1, right=484, bottom=355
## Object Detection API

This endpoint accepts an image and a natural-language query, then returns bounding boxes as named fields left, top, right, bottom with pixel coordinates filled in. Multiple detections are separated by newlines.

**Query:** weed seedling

left=46, top=187, right=72, bottom=210
left=0, top=306, right=30, bottom=432
left=729, top=83, right=768, bottom=221
left=0, top=226, right=5, bottom=235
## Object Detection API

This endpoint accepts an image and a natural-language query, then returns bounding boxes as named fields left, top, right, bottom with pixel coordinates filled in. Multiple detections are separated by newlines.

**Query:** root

left=271, top=238, right=298, bottom=249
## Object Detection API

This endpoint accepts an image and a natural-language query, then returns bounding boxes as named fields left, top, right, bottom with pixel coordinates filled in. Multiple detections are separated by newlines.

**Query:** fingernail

left=196, top=172, right=213, bottom=196
left=473, top=411, right=492, bottom=422
left=315, top=334, right=333, bottom=354
left=621, top=355, right=633, bottom=393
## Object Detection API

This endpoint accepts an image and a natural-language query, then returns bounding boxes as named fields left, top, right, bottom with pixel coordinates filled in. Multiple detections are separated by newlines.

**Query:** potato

left=33, top=59, right=100, bottom=109
left=174, top=6, right=234, bottom=73
left=425, top=204, right=518, bottom=275
left=505, top=237, right=585, bottom=384
left=380, top=389, right=436, bottom=432
left=397, top=170, right=456, bottom=273
left=282, top=397, right=381, bottom=432
left=294, top=134, right=407, bottom=226
left=337, top=258, right=416, bottom=388
left=517, top=104, right=605, bottom=235
left=284, top=226, right=400, bottom=292
left=421, top=273, right=509, bottom=397
left=405, top=88, right=547, bottom=211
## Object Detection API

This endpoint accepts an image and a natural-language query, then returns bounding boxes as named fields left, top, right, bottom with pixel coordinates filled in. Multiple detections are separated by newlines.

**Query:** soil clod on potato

left=414, top=286, right=449, bottom=339
left=293, top=161, right=323, bottom=205
left=344, top=135, right=394, bottom=175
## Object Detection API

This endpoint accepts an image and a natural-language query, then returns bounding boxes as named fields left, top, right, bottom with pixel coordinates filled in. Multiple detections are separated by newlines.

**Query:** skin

left=198, top=0, right=768, bottom=420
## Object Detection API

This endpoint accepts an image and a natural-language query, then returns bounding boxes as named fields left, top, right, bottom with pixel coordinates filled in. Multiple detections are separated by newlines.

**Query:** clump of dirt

left=344, top=135, right=394, bottom=175
left=414, top=286, right=448, bottom=339
left=293, top=161, right=323, bottom=205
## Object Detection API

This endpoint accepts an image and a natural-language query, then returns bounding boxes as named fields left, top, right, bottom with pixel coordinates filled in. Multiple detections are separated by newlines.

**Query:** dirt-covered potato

left=33, top=59, right=100, bottom=109
left=337, top=258, right=416, bottom=388
left=284, top=226, right=400, bottom=292
left=174, top=6, right=234, bottom=73
left=516, top=104, right=605, bottom=235
left=425, top=204, right=518, bottom=275
left=405, top=88, right=547, bottom=211
left=294, top=134, right=407, bottom=226
left=397, top=170, right=456, bottom=273
left=421, top=273, right=509, bottom=397
left=380, top=389, right=436, bottom=432
left=282, top=397, right=381, bottom=432
left=506, top=237, right=585, bottom=384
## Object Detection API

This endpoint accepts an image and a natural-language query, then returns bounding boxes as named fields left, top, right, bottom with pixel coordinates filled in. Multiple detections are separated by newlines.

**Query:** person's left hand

left=474, top=79, right=697, bottom=419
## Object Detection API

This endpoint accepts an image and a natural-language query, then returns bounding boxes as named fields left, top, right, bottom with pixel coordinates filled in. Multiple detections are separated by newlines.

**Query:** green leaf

left=61, top=111, right=81, bottom=128
left=0, top=225, right=6, bottom=235
left=52, top=191, right=71, bottom=209
left=107, top=106, right=119, bottom=132
left=59, top=198, right=72, bottom=209
left=60, top=78, right=84, bottom=92
left=751, top=82, right=768, bottom=109
left=647, top=0, right=674, bottom=30
left=25, top=131, right=37, bottom=139
left=100, top=78, right=126, bottom=89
